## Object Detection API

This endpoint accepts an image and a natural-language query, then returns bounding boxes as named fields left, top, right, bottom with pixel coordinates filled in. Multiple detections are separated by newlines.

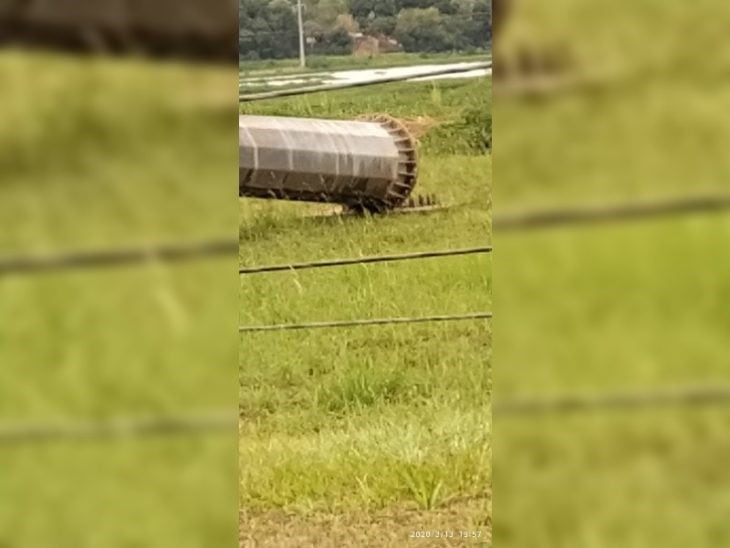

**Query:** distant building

left=350, top=33, right=402, bottom=56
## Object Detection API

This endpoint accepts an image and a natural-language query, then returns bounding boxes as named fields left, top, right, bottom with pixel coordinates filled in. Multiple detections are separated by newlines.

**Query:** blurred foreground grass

left=0, top=50, right=238, bottom=546
left=495, top=1, right=730, bottom=546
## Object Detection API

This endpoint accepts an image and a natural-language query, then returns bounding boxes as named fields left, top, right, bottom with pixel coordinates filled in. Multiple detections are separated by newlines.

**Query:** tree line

left=240, top=0, right=491, bottom=60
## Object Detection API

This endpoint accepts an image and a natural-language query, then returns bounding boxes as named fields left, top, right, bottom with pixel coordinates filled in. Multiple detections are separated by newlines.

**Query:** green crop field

left=0, top=51, right=238, bottom=547
left=239, top=77, right=492, bottom=544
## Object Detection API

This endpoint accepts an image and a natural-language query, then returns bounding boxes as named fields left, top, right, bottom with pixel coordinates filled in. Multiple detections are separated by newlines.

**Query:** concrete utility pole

left=296, top=0, right=306, bottom=68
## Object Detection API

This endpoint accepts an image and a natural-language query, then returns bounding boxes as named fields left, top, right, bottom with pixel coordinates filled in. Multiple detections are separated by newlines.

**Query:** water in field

left=239, top=61, right=491, bottom=92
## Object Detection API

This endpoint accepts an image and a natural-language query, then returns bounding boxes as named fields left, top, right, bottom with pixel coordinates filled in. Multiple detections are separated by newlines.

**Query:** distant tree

left=395, top=0, right=434, bottom=10
left=312, top=27, right=353, bottom=54
left=466, top=0, right=491, bottom=45
left=367, top=15, right=397, bottom=35
left=311, top=0, right=350, bottom=27
left=349, top=0, right=397, bottom=27
left=394, top=7, right=449, bottom=52
left=303, top=19, right=325, bottom=38
left=240, top=0, right=491, bottom=60
left=435, top=0, right=458, bottom=15
left=335, top=13, right=360, bottom=33
left=239, top=0, right=298, bottom=59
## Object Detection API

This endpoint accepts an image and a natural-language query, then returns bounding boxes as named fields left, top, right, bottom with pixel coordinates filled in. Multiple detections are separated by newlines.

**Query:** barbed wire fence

left=2, top=64, right=730, bottom=446
left=0, top=238, right=236, bottom=277
left=2, top=193, right=729, bottom=278
left=4, top=382, right=730, bottom=445
left=3, top=194, right=729, bottom=445
left=0, top=412, right=236, bottom=445
left=494, top=385, right=730, bottom=417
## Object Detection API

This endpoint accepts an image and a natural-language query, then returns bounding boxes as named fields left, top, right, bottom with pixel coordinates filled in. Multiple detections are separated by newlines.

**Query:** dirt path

left=240, top=497, right=491, bottom=547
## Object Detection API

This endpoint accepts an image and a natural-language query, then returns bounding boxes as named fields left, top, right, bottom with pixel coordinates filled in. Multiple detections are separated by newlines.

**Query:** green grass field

left=0, top=51, right=238, bottom=547
left=239, top=77, right=492, bottom=544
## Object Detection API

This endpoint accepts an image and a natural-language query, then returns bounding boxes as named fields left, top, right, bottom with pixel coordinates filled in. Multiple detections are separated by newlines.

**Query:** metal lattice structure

left=239, top=114, right=418, bottom=212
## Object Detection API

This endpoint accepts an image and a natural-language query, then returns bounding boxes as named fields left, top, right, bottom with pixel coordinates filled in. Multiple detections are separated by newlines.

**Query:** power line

left=493, top=194, right=730, bottom=231
left=495, top=385, right=730, bottom=416
left=239, top=311, right=492, bottom=333
left=0, top=411, right=234, bottom=445
left=0, top=237, right=236, bottom=277
left=239, top=246, right=492, bottom=275
left=240, top=61, right=491, bottom=101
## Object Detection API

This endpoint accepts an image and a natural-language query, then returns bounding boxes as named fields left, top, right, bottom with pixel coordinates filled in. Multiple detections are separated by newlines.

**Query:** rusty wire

left=239, top=246, right=492, bottom=275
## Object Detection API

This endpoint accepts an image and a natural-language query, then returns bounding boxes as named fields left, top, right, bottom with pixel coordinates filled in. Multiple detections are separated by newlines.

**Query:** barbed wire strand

left=494, top=385, right=730, bottom=416
left=3, top=194, right=729, bottom=278
left=240, top=61, right=491, bottom=102
left=0, top=238, right=236, bottom=277
left=0, top=412, right=235, bottom=445
left=239, top=246, right=492, bottom=275
left=239, top=311, right=492, bottom=333
left=4, top=385, right=730, bottom=446
left=493, top=194, right=730, bottom=231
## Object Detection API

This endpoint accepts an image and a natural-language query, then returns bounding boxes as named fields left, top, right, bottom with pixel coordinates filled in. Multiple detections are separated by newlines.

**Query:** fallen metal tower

left=239, top=114, right=418, bottom=213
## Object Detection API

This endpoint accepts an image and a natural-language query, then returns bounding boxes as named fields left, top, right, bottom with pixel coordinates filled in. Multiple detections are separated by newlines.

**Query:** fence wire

left=0, top=411, right=235, bottom=446
left=494, top=193, right=730, bottom=231
left=239, top=246, right=492, bottom=275
left=3, top=194, right=728, bottom=278
left=4, top=385, right=730, bottom=446
left=0, top=237, right=236, bottom=277
left=239, top=311, right=492, bottom=333
left=495, top=385, right=730, bottom=416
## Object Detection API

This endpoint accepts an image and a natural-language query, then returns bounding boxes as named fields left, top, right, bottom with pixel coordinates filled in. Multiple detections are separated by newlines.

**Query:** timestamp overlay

left=410, top=529, right=487, bottom=542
